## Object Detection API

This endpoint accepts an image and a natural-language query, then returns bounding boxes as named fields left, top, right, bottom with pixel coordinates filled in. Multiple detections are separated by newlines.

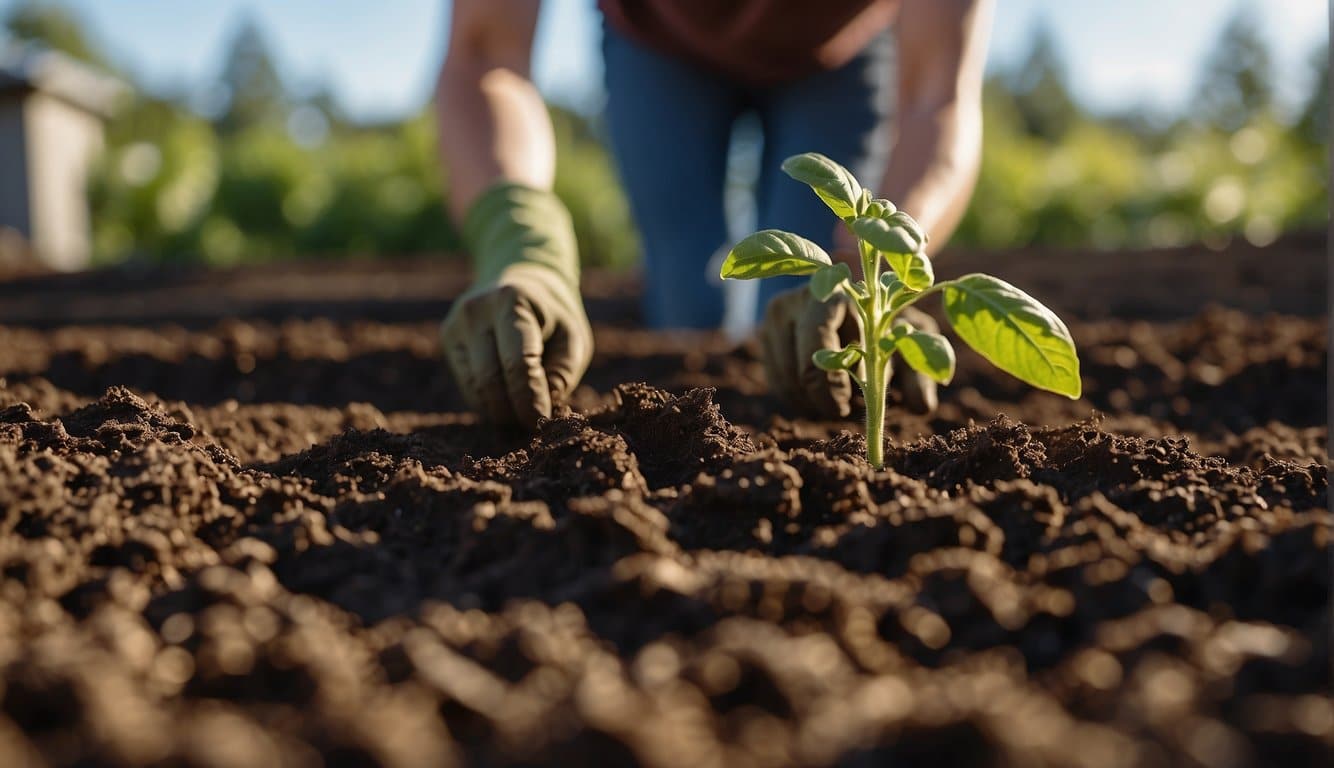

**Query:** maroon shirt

left=599, top=0, right=899, bottom=85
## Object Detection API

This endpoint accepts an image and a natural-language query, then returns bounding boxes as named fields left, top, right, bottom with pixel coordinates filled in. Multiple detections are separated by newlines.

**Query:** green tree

left=215, top=17, right=288, bottom=134
left=1192, top=7, right=1274, bottom=131
left=1007, top=19, right=1080, bottom=140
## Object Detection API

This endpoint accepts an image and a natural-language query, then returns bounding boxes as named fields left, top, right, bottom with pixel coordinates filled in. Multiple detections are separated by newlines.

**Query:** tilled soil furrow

left=0, top=360, right=1327, bottom=766
left=0, top=247, right=1327, bottom=766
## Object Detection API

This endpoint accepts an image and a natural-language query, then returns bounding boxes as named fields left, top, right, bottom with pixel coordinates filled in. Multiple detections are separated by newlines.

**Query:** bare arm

left=436, top=0, right=552, bottom=223
left=881, top=0, right=993, bottom=248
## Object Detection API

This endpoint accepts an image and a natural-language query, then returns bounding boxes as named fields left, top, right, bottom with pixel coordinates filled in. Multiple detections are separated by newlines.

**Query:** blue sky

left=2, top=0, right=1327, bottom=120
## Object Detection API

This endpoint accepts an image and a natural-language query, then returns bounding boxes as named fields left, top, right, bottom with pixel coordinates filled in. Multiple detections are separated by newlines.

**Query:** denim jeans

left=603, top=24, right=895, bottom=330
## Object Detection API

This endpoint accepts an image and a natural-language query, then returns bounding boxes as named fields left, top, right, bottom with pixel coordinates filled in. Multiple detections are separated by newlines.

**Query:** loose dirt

left=0, top=237, right=1327, bottom=767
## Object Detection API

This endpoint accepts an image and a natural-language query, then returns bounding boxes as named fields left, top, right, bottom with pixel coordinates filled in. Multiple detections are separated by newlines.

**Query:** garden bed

left=0, top=237, right=1327, bottom=767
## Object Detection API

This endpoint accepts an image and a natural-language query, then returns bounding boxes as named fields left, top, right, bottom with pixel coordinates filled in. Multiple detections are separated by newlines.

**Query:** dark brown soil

left=0, top=237, right=1328, bottom=767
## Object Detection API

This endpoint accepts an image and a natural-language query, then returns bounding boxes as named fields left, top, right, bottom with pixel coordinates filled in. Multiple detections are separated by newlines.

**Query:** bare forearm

left=437, top=64, right=554, bottom=223
left=883, top=0, right=992, bottom=252
left=436, top=0, right=550, bottom=223
left=879, top=101, right=981, bottom=248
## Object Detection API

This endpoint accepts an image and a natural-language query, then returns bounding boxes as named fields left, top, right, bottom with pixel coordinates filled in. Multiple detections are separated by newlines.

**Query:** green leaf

left=942, top=274, right=1082, bottom=398
left=885, top=211, right=925, bottom=247
left=721, top=230, right=832, bottom=280
left=883, top=327, right=956, bottom=385
left=885, top=249, right=935, bottom=291
left=853, top=218, right=933, bottom=290
left=810, top=262, right=852, bottom=302
left=879, top=272, right=918, bottom=311
left=849, top=216, right=916, bottom=254
left=812, top=344, right=864, bottom=372
left=858, top=188, right=874, bottom=215
left=781, top=153, right=863, bottom=219
left=863, top=195, right=897, bottom=219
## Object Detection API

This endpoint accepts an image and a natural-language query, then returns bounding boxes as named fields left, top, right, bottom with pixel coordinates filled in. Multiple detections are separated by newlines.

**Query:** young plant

left=721, top=152, right=1081, bottom=468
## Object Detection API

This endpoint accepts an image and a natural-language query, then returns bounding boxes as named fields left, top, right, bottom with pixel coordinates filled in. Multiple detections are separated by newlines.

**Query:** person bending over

left=437, top=0, right=993, bottom=427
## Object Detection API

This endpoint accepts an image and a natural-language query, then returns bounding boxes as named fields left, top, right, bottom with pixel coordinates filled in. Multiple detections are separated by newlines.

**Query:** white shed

left=0, top=44, right=125, bottom=271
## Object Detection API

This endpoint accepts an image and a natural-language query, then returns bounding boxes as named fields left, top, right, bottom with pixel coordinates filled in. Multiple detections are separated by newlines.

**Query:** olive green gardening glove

left=760, top=286, right=938, bottom=418
left=441, top=183, right=593, bottom=428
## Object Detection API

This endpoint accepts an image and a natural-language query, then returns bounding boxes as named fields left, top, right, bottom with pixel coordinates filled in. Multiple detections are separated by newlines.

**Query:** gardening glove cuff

left=463, top=182, right=580, bottom=291
left=442, top=183, right=593, bottom=428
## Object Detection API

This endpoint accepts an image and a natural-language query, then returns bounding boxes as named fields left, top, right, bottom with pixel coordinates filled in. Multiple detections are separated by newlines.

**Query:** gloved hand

left=441, top=183, right=593, bottom=428
left=759, top=286, right=939, bottom=418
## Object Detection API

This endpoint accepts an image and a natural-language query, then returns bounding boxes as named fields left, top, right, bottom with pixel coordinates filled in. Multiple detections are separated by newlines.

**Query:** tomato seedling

left=721, top=152, right=1081, bottom=468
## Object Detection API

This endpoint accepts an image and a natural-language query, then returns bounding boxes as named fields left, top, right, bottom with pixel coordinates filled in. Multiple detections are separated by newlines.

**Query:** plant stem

left=864, top=346, right=887, bottom=468
left=857, top=238, right=886, bottom=468
left=862, top=278, right=957, bottom=466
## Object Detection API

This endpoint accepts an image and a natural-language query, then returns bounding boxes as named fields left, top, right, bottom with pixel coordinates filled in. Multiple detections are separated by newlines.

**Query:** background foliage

left=953, top=15, right=1328, bottom=250
left=3, top=3, right=1327, bottom=267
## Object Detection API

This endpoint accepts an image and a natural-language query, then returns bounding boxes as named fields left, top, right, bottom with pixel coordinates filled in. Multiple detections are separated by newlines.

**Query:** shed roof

left=0, top=42, right=127, bottom=116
